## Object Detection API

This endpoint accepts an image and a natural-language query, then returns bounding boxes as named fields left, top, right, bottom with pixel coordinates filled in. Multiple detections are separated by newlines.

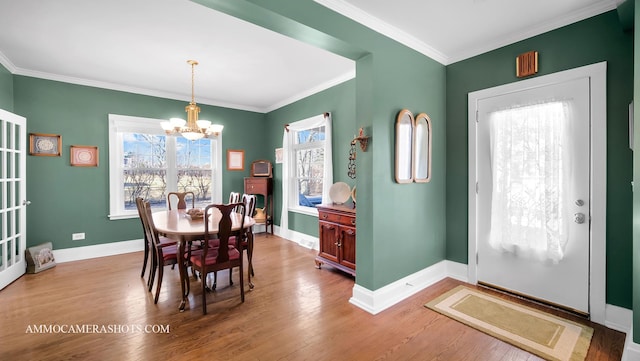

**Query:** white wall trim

left=53, top=239, right=144, bottom=263
left=605, top=303, right=633, bottom=333
left=273, top=225, right=319, bottom=250
left=622, top=329, right=640, bottom=361
left=604, top=305, right=640, bottom=361
left=467, top=61, right=607, bottom=324
left=313, top=0, right=448, bottom=65
left=349, top=260, right=457, bottom=314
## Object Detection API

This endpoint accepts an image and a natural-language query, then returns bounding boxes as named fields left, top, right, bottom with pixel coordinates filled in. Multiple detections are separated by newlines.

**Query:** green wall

left=14, top=76, right=266, bottom=250
left=446, top=11, right=634, bottom=308
left=210, top=0, right=448, bottom=290
left=265, top=79, right=356, bottom=237
left=632, top=0, right=639, bottom=345
left=0, top=63, right=12, bottom=111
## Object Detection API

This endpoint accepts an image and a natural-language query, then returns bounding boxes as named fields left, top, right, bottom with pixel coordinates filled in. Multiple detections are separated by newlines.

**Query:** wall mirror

left=395, top=109, right=414, bottom=183
left=413, top=113, right=432, bottom=183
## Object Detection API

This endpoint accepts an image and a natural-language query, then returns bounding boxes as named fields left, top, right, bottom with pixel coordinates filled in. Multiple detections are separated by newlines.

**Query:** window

left=292, top=126, right=325, bottom=209
left=108, top=114, right=222, bottom=219
left=281, top=113, right=333, bottom=222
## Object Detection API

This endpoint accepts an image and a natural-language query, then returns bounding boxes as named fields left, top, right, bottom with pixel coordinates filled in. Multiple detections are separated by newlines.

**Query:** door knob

left=22, top=200, right=31, bottom=206
left=575, top=199, right=584, bottom=206
left=574, top=213, right=586, bottom=224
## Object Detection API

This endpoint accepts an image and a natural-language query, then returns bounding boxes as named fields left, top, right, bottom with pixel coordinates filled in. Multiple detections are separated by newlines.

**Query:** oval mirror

left=395, top=109, right=414, bottom=183
left=413, top=113, right=432, bottom=183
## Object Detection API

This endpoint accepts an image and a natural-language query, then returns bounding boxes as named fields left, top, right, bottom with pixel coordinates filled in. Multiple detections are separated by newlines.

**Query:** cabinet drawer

left=319, top=211, right=355, bottom=227
left=244, top=178, right=268, bottom=194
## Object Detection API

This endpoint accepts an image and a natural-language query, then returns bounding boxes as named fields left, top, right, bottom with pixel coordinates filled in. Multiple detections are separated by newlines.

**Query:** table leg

left=247, top=228, right=254, bottom=289
left=177, top=239, right=187, bottom=312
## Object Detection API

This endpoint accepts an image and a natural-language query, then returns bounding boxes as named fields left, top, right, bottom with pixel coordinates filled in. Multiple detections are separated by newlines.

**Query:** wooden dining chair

left=189, top=202, right=246, bottom=315
left=223, top=194, right=256, bottom=289
left=141, top=200, right=180, bottom=304
left=234, top=194, right=256, bottom=288
left=135, top=197, right=176, bottom=289
left=228, top=191, right=240, bottom=204
left=167, top=191, right=195, bottom=210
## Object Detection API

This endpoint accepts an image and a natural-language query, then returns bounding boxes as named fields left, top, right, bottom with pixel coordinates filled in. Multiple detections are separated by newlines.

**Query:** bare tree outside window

left=122, top=134, right=213, bottom=210
left=294, top=126, right=325, bottom=206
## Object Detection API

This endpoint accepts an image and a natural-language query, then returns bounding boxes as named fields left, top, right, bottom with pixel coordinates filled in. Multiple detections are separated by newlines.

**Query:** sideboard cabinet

left=315, top=204, right=355, bottom=276
left=244, top=177, right=273, bottom=234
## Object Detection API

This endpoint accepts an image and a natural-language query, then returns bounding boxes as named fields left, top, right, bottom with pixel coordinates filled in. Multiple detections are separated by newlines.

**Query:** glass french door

left=0, top=109, right=27, bottom=291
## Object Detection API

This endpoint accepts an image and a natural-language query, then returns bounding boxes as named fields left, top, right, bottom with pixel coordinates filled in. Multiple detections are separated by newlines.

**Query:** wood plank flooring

left=0, top=234, right=626, bottom=360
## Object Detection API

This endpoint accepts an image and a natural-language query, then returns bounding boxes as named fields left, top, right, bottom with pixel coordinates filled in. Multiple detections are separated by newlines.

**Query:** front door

left=0, top=109, right=27, bottom=290
left=475, top=77, right=590, bottom=314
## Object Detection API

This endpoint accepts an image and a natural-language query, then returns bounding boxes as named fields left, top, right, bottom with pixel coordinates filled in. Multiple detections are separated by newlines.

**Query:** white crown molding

left=0, top=50, right=17, bottom=73
left=10, top=66, right=267, bottom=113
left=8, top=63, right=353, bottom=114
left=313, top=0, right=449, bottom=65
left=447, top=0, right=620, bottom=64
left=264, top=70, right=355, bottom=113
left=315, top=0, right=620, bottom=66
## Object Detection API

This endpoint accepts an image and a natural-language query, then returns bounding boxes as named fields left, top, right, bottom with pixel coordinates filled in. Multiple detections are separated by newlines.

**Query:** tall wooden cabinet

left=244, top=177, right=274, bottom=234
left=315, top=204, right=356, bottom=276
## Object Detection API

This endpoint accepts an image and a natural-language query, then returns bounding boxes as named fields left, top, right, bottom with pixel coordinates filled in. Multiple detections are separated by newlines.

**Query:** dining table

left=152, top=208, right=255, bottom=311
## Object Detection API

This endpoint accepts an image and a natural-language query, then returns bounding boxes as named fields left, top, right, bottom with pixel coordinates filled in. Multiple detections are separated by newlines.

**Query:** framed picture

left=275, top=148, right=283, bottom=164
left=70, top=145, right=99, bottom=167
left=29, top=133, right=61, bottom=156
left=227, top=149, right=244, bottom=171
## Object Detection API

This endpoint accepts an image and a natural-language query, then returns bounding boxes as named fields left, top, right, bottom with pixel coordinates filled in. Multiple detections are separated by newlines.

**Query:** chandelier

left=160, top=60, right=224, bottom=141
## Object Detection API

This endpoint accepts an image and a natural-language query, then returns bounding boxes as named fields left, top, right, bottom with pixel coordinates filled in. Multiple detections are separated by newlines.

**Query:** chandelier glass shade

left=160, top=60, right=223, bottom=141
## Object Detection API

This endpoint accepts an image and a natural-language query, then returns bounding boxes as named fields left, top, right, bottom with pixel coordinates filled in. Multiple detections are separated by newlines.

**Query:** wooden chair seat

left=190, top=247, right=240, bottom=267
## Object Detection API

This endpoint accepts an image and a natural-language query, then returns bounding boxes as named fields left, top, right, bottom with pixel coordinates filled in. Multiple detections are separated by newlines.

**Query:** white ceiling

left=0, top=0, right=624, bottom=114
left=318, top=0, right=623, bottom=64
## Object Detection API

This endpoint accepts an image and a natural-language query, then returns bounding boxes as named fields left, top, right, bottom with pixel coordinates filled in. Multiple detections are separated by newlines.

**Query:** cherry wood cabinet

left=244, top=177, right=274, bottom=234
left=315, top=204, right=355, bottom=276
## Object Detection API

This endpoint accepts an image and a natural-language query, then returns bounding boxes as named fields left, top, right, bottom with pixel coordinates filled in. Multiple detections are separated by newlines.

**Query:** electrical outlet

left=72, top=233, right=85, bottom=241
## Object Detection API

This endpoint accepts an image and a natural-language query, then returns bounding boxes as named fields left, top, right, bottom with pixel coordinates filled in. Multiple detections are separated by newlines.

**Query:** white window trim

left=280, top=113, right=333, bottom=231
left=107, top=114, right=222, bottom=220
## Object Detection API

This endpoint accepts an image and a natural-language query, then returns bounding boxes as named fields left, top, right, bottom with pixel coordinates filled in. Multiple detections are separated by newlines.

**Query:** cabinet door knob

left=351, top=219, right=355, bottom=225
left=322, top=214, right=328, bottom=219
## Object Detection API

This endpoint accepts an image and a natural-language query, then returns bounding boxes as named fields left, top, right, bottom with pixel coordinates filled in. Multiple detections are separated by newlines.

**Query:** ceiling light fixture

left=160, top=60, right=223, bottom=140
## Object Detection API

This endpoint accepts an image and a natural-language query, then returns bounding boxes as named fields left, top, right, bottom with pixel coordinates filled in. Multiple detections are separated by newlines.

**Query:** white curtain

left=488, top=101, right=572, bottom=263
left=280, top=113, right=332, bottom=233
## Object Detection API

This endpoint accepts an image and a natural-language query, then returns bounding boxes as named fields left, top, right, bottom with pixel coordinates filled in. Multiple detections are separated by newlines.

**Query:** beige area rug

left=425, top=285, right=593, bottom=361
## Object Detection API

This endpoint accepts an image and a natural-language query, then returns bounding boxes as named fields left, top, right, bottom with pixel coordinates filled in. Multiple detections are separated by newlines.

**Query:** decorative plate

left=329, top=182, right=350, bottom=204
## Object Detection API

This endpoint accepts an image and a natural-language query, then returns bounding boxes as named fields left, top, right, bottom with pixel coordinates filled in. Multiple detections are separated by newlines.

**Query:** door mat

left=425, top=285, right=593, bottom=361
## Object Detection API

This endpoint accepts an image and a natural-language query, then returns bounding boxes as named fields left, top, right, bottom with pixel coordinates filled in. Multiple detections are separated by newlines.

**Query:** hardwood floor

left=0, top=234, right=626, bottom=360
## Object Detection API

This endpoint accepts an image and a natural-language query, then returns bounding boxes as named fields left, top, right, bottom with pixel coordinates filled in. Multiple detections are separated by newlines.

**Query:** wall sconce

left=348, top=127, right=369, bottom=179
left=351, top=127, right=369, bottom=152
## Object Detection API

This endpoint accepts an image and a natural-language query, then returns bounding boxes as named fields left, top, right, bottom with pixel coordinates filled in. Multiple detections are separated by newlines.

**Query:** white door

left=0, top=109, right=27, bottom=291
left=475, top=77, right=590, bottom=314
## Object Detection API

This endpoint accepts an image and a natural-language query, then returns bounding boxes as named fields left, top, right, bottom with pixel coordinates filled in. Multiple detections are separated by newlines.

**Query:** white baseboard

left=603, top=304, right=639, bottom=361
left=349, top=260, right=453, bottom=314
left=622, top=329, right=640, bottom=361
left=275, top=226, right=319, bottom=250
left=606, top=303, right=633, bottom=333
left=53, top=239, right=144, bottom=263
